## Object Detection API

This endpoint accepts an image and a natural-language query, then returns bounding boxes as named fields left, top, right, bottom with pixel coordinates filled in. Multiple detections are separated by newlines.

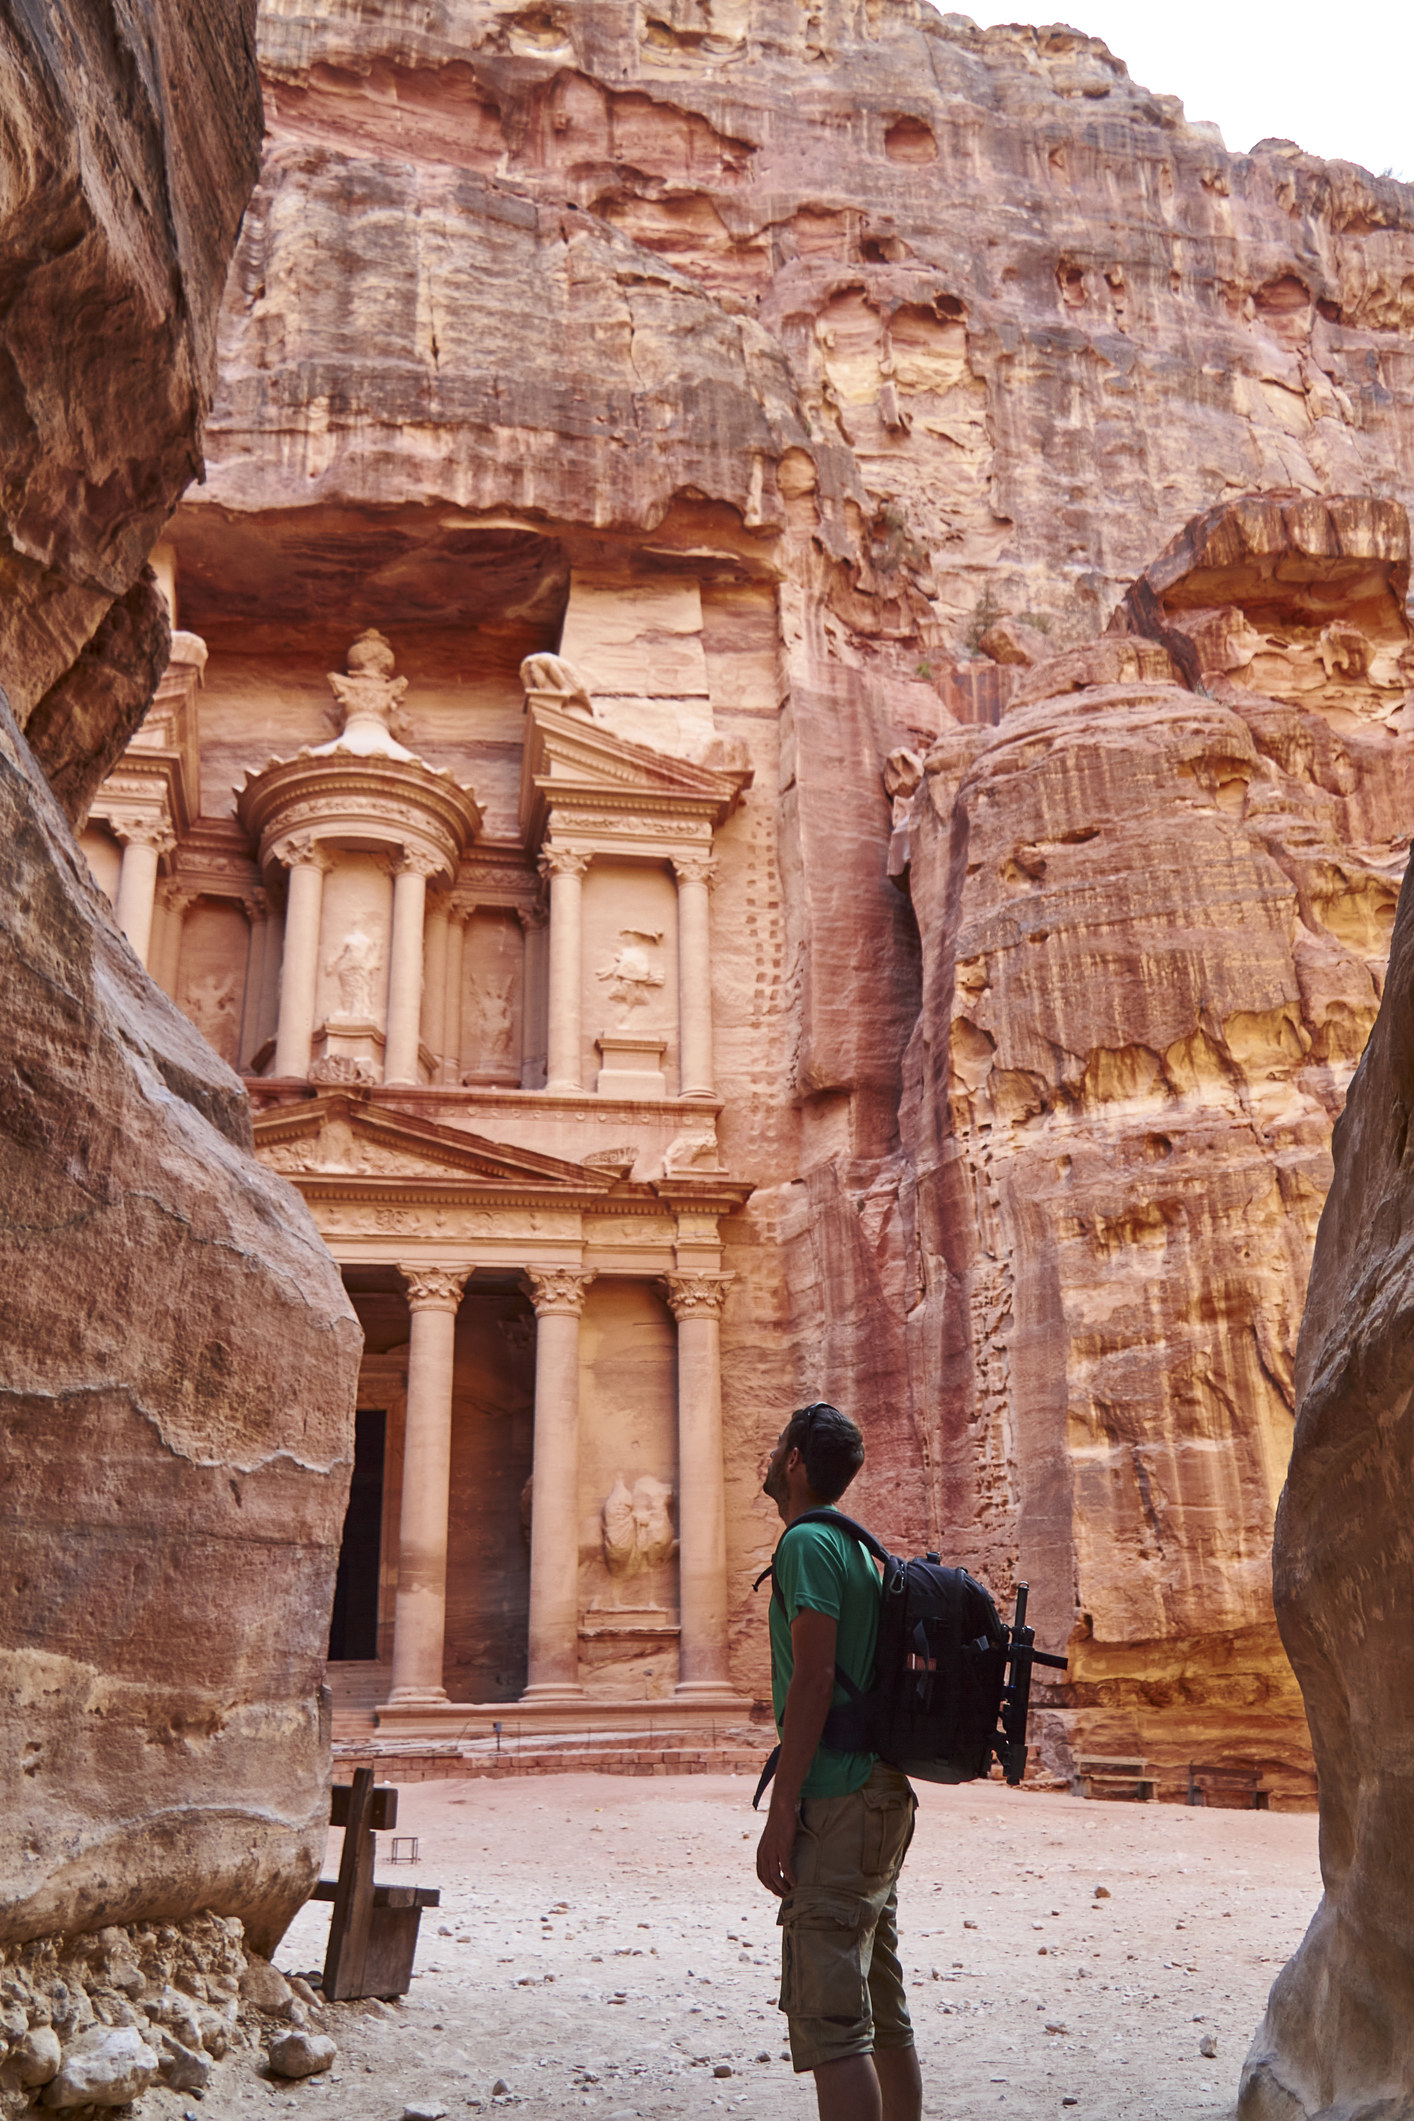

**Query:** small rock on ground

left=267, top=2029, right=336, bottom=2079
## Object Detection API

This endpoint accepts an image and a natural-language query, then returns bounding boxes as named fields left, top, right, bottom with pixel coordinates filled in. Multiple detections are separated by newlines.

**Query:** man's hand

left=756, top=1804, right=797, bottom=1896
left=756, top=1606, right=838, bottom=1899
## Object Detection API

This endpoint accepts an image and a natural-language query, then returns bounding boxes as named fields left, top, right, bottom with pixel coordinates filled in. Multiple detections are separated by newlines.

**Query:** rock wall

left=176, top=0, right=1414, bottom=1781
left=1238, top=605, right=1414, bottom=2115
left=0, top=0, right=361, bottom=1956
left=897, top=493, right=1414, bottom=1799
left=0, top=0, right=262, bottom=725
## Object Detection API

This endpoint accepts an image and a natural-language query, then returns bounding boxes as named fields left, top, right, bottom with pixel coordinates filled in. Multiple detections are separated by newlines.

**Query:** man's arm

left=756, top=1606, right=838, bottom=1897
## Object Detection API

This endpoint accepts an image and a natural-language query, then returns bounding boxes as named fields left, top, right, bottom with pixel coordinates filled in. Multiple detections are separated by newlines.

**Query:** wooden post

left=323, top=1766, right=377, bottom=2001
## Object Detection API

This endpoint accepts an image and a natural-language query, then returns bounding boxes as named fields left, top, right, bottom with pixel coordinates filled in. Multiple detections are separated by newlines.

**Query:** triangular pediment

left=519, top=702, right=749, bottom=845
left=252, top=1094, right=621, bottom=1196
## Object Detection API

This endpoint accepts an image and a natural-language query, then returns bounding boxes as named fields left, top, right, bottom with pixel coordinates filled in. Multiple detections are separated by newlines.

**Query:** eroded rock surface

left=0, top=0, right=359, bottom=1961
left=896, top=496, right=1413, bottom=1795
left=0, top=693, right=362, bottom=1948
left=1238, top=640, right=1414, bottom=2113
left=0, top=0, right=262, bottom=724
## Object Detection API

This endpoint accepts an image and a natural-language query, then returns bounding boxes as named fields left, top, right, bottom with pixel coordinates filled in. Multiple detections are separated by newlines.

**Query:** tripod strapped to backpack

left=754, top=1512, right=1068, bottom=1807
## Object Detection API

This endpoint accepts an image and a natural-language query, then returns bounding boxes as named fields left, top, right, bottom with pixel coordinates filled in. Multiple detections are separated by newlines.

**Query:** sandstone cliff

left=0, top=0, right=361, bottom=1954
left=1239, top=638, right=1414, bottom=2115
left=178, top=0, right=1414, bottom=1790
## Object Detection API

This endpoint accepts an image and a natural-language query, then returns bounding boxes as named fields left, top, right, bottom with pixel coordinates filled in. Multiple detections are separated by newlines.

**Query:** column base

left=520, top=1681, right=586, bottom=1704
left=544, top=1077, right=583, bottom=1096
left=673, top=1678, right=742, bottom=1707
left=382, top=1686, right=450, bottom=1708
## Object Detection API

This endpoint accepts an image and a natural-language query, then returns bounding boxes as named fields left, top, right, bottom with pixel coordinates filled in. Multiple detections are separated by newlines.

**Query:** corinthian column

left=271, top=835, right=332, bottom=1080
left=666, top=1272, right=734, bottom=1699
left=539, top=848, right=590, bottom=1094
left=522, top=1265, right=594, bottom=1701
left=388, top=1263, right=472, bottom=1705
left=111, top=814, right=176, bottom=969
left=385, top=851, right=439, bottom=1085
left=673, top=853, right=717, bottom=1099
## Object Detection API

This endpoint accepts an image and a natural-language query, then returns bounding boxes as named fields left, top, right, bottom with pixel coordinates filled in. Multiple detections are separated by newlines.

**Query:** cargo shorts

left=775, top=1760, right=917, bottom=2074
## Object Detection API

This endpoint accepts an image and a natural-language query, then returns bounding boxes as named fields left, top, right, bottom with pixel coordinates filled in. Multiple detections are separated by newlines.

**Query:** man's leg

left=874, top=2043, right=922, bottom=2121
left=812, top=2053, right=882, bottom=2121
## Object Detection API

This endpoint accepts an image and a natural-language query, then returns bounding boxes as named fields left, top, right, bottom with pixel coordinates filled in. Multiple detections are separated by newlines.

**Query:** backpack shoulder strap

left=788, top=1508, right=894, bottom=1569
left=754, top=1511, right=895, bottom=1612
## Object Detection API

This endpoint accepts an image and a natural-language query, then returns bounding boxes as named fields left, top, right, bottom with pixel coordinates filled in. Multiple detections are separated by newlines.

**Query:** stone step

left=331, top=1735, right=766, bottom=1783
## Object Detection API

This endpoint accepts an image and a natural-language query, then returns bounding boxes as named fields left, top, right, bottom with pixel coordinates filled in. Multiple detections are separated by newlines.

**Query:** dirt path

left=174, top=1774, right=1319, bottom=2121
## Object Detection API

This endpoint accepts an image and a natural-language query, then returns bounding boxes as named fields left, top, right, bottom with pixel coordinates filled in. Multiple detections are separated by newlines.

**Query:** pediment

left=253, top=1094, right=619, bottom=1196
left=519, top=701, right=750, bottom=845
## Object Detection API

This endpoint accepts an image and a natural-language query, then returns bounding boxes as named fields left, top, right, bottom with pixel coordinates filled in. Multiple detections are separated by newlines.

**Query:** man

left=757, top=1402, right=922, bottom=2121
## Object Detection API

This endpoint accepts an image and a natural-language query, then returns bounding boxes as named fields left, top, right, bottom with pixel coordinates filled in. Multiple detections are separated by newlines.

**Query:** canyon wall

left=1239, top=662, right=1414, bottom=2117
left=0, top=0, right=361, bottom=1954
left=170, top=0, right=1414, bottom=1784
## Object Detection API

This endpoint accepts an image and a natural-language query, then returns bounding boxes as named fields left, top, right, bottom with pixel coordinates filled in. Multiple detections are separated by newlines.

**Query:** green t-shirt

left=769, top=1512, right=880, bottom=1799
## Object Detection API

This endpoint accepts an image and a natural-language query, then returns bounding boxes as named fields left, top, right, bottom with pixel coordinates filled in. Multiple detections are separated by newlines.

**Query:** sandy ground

left=162, top=1774, right=1320, bottom=2121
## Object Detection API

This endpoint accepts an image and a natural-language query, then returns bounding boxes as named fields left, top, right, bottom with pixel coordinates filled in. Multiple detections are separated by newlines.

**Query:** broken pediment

left=518, top=698, right=751, bottom=855
left=252, top=1094, right=625, bottom=1198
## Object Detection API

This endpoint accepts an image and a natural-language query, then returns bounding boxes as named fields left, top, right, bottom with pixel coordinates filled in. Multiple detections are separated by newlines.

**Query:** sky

left=959, top=0, right=1414, bottom=182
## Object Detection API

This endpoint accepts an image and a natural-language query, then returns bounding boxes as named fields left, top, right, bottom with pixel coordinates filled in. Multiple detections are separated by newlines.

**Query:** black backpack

left=753, top=1510, right=1066, bottom=1807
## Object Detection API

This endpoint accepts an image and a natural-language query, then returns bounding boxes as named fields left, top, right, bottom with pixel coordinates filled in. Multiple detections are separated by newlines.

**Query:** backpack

left=753, top=1509, right=1066, bottom=1807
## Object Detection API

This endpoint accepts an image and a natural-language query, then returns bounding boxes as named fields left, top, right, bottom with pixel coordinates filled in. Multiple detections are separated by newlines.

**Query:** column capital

left=111, top=811, right=176, bottom=856
left=517, top=899, right=549, bottom=931
left=157, top=881, right=198, bottom=918
left=524, top=1265, right=595, bottom=1317
left=664, top=1271, right=733, bottom=1320
left=271, top=832, right=334, bottom=874
left=400, top=1264, right=472, bottom=1313
left=672, top=853, right=718, bottom=890
left=394, top=846, right=445, bottom=880
left=241, top=886, right=269, bottom=923
left=538, top=846, right=591, bottom=883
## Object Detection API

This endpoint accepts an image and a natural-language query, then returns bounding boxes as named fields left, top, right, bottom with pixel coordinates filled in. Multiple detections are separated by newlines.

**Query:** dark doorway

left=328, top=1408, right=386, bottom=1660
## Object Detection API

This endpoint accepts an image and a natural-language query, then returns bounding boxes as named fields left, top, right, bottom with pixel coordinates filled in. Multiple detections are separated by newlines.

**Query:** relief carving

left=309, top=1054, right=377, bottom=1087
left=467, top=971, right=516, bottom=1076
left=597, top=928, right=665, bottom=1024
left=602, top=1474, right=678, bottom=1576
left=325, top=928, right=383, bottom=1018
left=179, top=969, right=240, bottom=1061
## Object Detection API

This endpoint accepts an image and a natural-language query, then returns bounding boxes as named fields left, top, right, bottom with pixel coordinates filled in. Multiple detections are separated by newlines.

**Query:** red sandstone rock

left=1239, top=630, right=1414, bottom=2114
left=25, top=568, right=172, bottom=828
left=900, top=498, right=1414, bottom=1799
left=0, top=0, right=357, bottom=1955
left=0, top=0, right=261, bottom=730
left=0, top=690, right=362, bottom=1950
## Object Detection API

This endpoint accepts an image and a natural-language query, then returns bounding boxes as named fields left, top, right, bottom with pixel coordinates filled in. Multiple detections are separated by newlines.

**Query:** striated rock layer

left=0, top=0, right=262, bottom=724
left=0, top=0, right=361, bottom=1954
left=898, top=493, right=1413, bottom=1800
left=168, top=0, right=1414, bottom=1792
left=1239, top=745, right=1414, bottom=2115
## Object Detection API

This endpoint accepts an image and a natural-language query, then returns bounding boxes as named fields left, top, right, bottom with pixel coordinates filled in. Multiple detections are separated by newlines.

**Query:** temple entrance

left=328, top=1407, right=386, bottom=1660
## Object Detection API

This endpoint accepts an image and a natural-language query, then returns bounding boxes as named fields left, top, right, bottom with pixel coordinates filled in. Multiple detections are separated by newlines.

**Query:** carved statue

left=325, top=928, right=382, bottom=1018
left=469, top=972, right=515, bottom=1068
left=596, top=929, right=665, bottom=1024
left=602, top=1475, right=678, bottom=1577
left=520, top=652, right=594, bottom=718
